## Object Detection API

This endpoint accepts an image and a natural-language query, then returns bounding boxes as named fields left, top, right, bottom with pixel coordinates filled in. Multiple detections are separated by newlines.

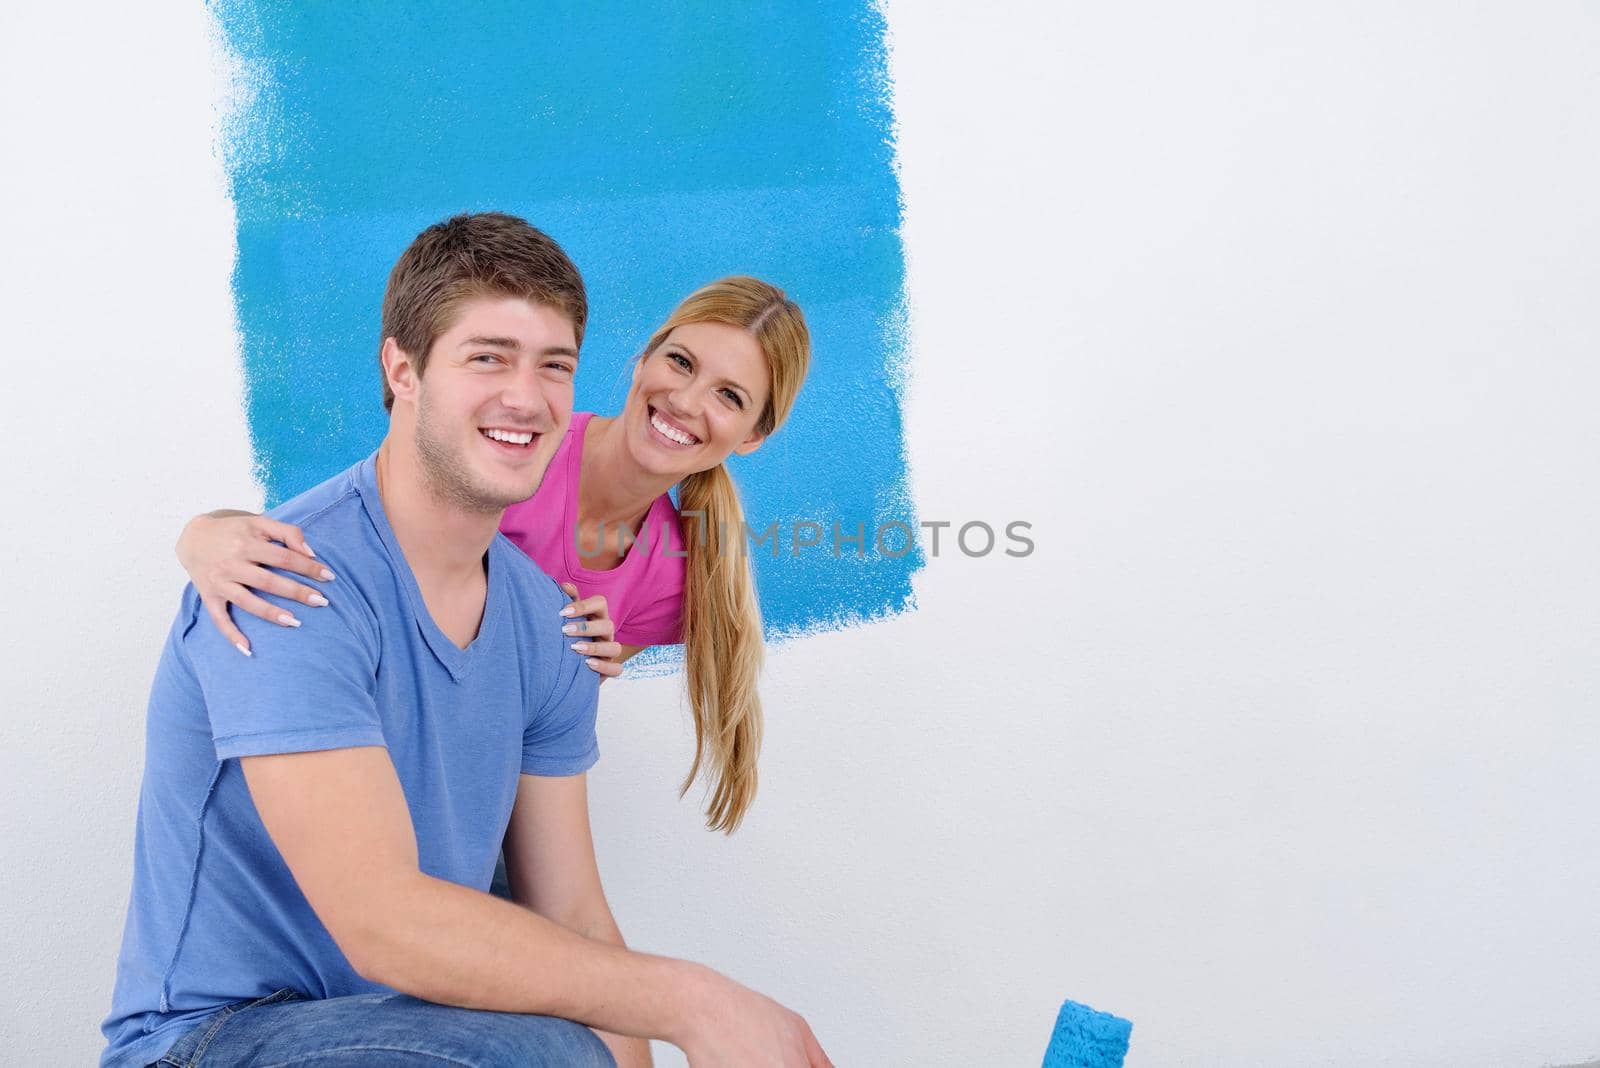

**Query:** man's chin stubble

left=414, top=430, right=529, bottom=516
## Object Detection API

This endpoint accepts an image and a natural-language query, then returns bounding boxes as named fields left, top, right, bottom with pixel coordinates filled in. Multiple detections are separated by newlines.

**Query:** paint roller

left=1042, top=999, right=1132, bottom=1068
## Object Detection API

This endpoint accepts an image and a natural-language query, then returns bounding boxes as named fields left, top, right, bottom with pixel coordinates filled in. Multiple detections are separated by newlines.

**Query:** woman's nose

left=664, top=384, right=700, bottom=417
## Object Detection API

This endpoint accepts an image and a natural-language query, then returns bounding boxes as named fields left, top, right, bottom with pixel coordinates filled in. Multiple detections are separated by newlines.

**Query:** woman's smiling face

left=620, top=321, right=772, bottom=479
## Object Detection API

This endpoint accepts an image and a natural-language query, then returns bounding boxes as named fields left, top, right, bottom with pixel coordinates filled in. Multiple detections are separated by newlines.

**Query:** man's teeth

left=650, top=411, right=699, bottom=446
left=483, top=428, right=534, bottom=445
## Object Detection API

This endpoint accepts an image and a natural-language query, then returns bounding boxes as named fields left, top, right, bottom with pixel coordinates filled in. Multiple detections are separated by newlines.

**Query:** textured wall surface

left=3, top=3, right=1600, bottom=1066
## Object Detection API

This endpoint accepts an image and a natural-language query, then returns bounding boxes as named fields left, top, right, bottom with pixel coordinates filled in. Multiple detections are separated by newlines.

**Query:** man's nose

left=502, top=365, right=553, bottom=420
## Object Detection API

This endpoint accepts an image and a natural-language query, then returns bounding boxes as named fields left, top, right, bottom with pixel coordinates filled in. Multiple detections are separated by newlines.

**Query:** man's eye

left=546, top=362, right=575, bottom=375
left=472, top=353, right=500, bottom=364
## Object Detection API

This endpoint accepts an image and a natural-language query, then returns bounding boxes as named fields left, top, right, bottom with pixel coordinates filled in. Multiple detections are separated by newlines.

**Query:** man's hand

left=679, top=969, right=834, bottom=1068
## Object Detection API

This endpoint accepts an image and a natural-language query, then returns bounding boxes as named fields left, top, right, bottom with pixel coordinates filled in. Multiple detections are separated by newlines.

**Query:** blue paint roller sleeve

left=1042, top=998, right=1133, bottom=1068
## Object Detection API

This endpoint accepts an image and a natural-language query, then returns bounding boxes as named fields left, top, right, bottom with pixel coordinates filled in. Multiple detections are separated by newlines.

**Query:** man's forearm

left=561, top=907, right=654, bottom=1067
left=357, top=872, right=705, bottom=1049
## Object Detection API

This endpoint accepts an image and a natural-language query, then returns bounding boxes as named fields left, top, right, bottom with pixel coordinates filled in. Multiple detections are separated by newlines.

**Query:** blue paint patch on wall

left=211, top=1, right=918, bottom=643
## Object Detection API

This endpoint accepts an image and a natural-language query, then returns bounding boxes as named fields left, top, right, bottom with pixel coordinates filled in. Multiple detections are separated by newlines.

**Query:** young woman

left=177, top=276, right=810, bottom=832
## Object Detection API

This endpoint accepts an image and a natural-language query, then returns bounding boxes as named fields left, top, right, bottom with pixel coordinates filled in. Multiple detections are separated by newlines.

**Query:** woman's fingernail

left=279, top=613, right=300, bottom=627
left=558, top=605, right=576, bottom=617
left=304, top=544, right=317, bottom=559
left=586, top=658, right=602, bottom=669
left=571, top=642, right=590, bottom=653
left=320, top=569, right=337, bottom=581
left=561, top=623, right=578, bottom=636
left=234, top=643, right=252, bottom=657
left=308, top=593, right=329, bottom=607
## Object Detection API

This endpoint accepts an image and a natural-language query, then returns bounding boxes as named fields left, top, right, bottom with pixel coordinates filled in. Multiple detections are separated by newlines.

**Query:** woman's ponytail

left=677, top=462, right=763, bottom=832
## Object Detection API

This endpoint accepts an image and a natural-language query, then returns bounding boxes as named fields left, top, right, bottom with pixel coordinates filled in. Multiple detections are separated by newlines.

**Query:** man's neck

left=373, top=437, right=502, bottom=586
left=579, top=415, right=682, bottom=529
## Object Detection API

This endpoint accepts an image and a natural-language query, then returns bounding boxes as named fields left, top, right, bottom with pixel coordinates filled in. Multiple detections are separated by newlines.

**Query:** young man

left=102, top=213, right=831, bottom=1068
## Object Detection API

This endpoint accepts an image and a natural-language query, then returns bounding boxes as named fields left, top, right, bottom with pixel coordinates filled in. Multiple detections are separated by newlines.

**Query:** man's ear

left=381, top=337, right=420, bottom=405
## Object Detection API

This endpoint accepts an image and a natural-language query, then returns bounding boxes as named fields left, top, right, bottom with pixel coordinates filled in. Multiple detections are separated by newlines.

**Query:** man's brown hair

left=378, top=212, right=587, bottom=411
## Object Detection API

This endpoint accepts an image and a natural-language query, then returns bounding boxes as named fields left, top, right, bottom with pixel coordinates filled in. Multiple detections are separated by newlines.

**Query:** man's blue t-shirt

left=101, top=453, right=600, bottom=1067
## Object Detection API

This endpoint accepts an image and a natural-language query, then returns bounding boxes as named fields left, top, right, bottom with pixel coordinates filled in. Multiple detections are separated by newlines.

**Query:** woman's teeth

left=650, top=410, right=699, bottom=446
left=483, top=428, right=534, bottom=446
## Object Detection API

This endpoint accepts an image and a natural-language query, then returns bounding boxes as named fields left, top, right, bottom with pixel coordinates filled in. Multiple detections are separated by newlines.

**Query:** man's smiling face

left=402, top=293, right=579, bottom=513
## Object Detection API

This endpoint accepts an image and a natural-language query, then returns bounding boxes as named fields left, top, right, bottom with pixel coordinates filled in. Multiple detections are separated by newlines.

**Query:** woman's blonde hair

left=641, top=276, right=810, bottom=833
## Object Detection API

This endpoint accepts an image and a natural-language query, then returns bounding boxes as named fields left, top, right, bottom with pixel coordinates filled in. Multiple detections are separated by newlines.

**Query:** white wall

left=3, top=3, right=1598, bottom=1065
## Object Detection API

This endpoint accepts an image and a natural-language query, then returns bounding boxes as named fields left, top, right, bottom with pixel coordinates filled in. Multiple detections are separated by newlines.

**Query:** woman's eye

left=722, top=389, right=745, bottom=408
left=669, top=352, right=691, bottom=369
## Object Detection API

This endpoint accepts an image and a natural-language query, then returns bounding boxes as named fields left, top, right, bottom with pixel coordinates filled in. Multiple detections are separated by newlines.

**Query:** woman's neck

left=576, top=414, right=681, bottom=531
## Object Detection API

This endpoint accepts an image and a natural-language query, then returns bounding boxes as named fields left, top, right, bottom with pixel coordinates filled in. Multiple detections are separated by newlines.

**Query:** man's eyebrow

left=460, top=335, right=522, bottom=350
left=460, top=336, right=579, bottom=360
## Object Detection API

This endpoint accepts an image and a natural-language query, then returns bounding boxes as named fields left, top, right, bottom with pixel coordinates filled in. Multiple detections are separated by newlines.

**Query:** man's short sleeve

left=181, top=584, right=385, bottom=761
left=521, top=640, right=601, bottom=777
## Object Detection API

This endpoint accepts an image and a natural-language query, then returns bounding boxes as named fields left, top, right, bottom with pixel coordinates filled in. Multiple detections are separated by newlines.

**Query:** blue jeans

left=153, top=988, right=616, bottom=1067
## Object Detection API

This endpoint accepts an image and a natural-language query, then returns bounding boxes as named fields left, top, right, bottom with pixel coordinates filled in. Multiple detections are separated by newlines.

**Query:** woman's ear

left=382, top=337, right=420, bottom=405
left=732, top=429, right=768, bottom=457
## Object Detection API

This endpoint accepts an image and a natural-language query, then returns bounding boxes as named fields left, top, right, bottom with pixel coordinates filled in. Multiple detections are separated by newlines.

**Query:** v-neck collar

left=353, top=452, right=507, bottom=682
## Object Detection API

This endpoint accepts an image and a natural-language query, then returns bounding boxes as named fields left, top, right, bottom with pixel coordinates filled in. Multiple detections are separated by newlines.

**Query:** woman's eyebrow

left=671, top=342, right=749, bottom=394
